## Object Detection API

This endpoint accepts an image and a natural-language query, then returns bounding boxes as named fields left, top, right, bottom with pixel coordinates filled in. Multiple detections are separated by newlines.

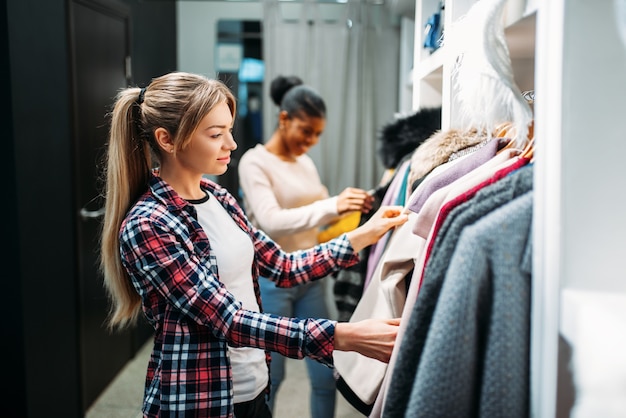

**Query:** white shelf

left=412, top=0, right=537, bottom=123
left=414, top=47, right=444, bottom=81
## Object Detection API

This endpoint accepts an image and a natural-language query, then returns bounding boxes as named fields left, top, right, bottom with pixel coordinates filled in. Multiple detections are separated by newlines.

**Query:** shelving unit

left=408, top=0, right=626, bottom=416
left=411, top=0, right=536, bottom=129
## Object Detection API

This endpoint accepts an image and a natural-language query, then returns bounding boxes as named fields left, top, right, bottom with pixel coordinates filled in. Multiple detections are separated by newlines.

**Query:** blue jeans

left=259, top=277, right=337, bottom=418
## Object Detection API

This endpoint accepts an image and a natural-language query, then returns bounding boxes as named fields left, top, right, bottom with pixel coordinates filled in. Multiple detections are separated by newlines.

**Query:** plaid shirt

left=119, top=174, right=359, bottom=417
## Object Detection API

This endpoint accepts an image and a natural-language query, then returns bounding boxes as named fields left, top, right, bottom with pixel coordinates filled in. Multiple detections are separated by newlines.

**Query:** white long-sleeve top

left=238, top=144, right=339, bottom=252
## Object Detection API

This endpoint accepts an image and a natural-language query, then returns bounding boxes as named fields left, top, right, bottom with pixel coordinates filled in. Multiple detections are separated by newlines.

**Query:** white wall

left=534, top=0, right=626, bottom=416
left=177, top=1, right=263, bottom=77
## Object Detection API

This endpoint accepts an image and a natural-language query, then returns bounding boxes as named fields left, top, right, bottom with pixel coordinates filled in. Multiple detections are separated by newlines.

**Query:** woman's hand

left=334, top=318, right=401, bottom=363
left=345, top=205, right=408, bottom=253
left=336, top=187, right=375, bottom=215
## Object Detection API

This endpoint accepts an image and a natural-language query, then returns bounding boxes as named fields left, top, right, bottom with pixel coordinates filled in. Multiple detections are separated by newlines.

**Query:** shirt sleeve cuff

left=304, top=318, right=336, bottom=366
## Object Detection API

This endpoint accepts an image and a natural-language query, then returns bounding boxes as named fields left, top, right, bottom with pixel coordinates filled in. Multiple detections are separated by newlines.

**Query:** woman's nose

left=227, top=132, right=238, bottom=150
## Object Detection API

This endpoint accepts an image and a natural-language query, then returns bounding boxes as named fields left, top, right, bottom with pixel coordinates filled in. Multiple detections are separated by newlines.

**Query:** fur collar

left=377, top=107, right=442, bottom=169
left=407, top=128, right=488, bottom=188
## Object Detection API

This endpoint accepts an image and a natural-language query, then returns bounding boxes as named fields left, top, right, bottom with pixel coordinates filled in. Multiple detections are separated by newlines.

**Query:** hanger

left=521, top=90, right=535, bottom=105
left=494, top=88, right=536, bottom=156
left=494, top=121, right=513, bottom=137
left=494, top=119, right=535, bottom=156
left=494, top=121, right=520, bottom=154
left=520, top=120, right=535, bottom=160
left=519, top=91, right=535, bottom=160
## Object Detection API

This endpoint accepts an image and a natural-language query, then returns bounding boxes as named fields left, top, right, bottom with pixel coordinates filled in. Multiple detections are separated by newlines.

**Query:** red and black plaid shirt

left=119, top=174, right=358, bottom=417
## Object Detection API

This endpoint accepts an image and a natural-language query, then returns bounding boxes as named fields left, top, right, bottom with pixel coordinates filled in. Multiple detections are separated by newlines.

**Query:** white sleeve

left=238, top=151, right=339, bottom=238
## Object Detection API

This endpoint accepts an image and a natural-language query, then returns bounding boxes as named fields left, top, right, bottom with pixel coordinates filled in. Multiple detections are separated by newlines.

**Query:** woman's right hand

left=336, top=187, right=374, bottom=215
left=334, top=318, right=401, bottom=363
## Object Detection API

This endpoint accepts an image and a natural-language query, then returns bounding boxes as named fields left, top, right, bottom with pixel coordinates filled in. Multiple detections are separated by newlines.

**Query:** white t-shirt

left=191, top=191, right=268, bottom=403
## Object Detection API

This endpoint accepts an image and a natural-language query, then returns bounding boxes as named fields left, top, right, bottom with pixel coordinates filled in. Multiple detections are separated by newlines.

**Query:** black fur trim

left=377, top=107, right=442, bottom=169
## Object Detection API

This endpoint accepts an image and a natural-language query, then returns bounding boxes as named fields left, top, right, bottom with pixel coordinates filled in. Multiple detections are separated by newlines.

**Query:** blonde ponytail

left=100, top=87, right=151, bottom=330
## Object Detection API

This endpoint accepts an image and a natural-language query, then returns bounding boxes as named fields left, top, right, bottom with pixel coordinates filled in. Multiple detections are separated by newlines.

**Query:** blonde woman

left=100, top=71, right=407, bottom=417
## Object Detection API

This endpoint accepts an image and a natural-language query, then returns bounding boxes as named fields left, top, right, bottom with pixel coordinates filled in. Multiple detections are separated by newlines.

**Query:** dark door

left=69, top=0, right=140, bottom=412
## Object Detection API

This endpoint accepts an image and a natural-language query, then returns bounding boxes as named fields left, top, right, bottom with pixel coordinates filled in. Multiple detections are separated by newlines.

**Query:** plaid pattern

left=120, top=174, right=359, bottom=417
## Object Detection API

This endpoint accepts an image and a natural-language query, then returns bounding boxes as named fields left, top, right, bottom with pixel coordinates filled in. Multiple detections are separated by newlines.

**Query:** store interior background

left=5, top=0, right=409, bottom=415
left=5, top=0, right=626, bottom=417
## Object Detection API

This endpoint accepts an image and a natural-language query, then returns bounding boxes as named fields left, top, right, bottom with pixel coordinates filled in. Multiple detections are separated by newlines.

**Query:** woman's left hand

left=345, top=205, right=408, bottom=252
left=334, top=318, right=401, bottom=363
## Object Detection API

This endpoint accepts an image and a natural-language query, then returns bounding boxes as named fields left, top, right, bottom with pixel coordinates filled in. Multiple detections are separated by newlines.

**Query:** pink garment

left=406, top=137, right=499, bottom=214
left=412, top=149, right=523, bottom=238
left=417, top=156, right=530, bottom=283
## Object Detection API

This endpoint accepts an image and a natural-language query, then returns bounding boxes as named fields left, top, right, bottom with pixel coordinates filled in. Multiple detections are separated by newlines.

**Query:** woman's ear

left=278, top=110, right=290, bottom=130
left=154, top=127, right=175, bottom=154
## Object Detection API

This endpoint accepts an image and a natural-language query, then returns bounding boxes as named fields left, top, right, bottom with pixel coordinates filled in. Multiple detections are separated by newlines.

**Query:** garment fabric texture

left=376, top=107, right=442, bottom=170
left=337, top=134, right=506, bottom=414
left=332, top=262, right=366, bottom=323
left=407, top=128, right=488, bottom=188
left=120, top=174, right=358, bottom=418
left=368, top=149, right=523, bottom=418
left=404, top=190, right=533, bottom=418
left=416, top=156, right=529, bottom=266
left=383, top=163, right=533, bottom=418
left=334, top=149, right=485, bottom=410
left=238, top=143, right=340, bottom=418
left=333, top=211, right=425, bottom=409
left=363, top=159, right=411, bottom=290
left=407, top=137, right=499, bottom=213
left=332, top=179, right=390, bottom=322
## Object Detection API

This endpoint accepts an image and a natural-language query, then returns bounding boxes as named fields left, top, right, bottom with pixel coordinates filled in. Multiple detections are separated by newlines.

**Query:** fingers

left=337, top=187, right=375, bottom=214
left=378, top=205, right=405, bottom=218
left=335, top=318, right=401, bottom=362
left=375, top=206, right=409, bottom=228
left=363, top=318, right=400, bottom=363
left=384, top=317, right=402, bottom=326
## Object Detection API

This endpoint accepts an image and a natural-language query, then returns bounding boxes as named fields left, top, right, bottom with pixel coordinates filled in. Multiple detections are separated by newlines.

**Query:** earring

left=170, top=149, right=174, bottom=153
